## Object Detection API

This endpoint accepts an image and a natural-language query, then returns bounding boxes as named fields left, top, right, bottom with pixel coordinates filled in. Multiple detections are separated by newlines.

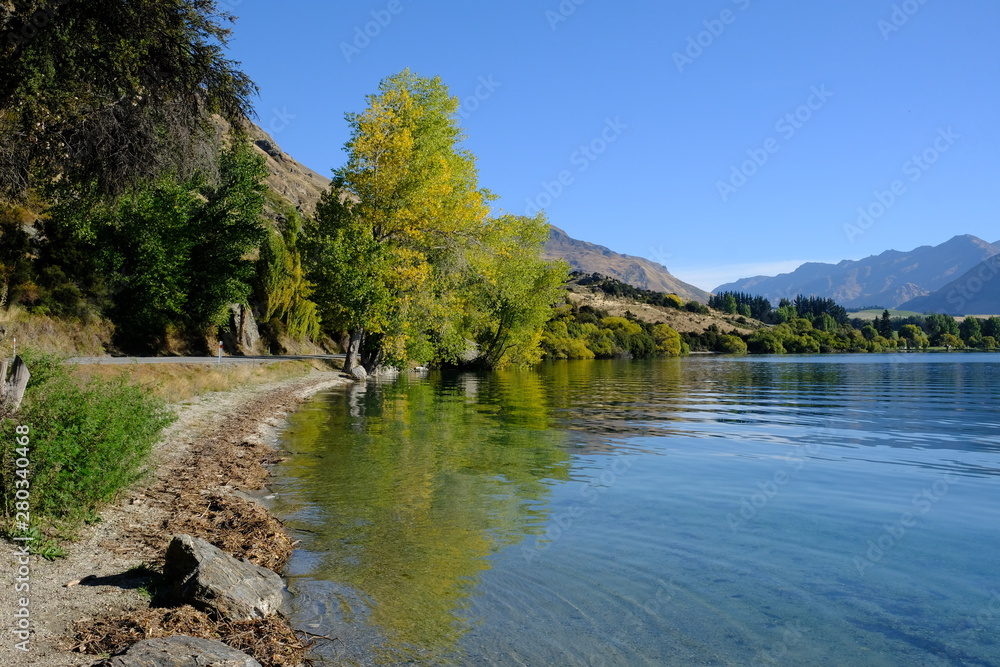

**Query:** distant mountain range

left=543, top=226, right=711, bottom=303
left=899, top=254, right=1000, bottom=315
left=715, top=235, right=1000, bottom=311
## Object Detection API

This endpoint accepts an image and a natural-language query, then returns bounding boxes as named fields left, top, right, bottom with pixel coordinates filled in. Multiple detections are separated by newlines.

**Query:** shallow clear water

left=271, top=354, right=1000, bottom=666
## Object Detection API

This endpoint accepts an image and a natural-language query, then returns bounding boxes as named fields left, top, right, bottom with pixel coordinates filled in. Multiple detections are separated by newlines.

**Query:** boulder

left=254, top=138, right=282, bottom=159
left=223, top=304, right=262, bottom=355
left=103, top=635, right=261, bottom=667
left=164, top=535, right=286, bottom=622
left=349, top=364, right=368, bottom=381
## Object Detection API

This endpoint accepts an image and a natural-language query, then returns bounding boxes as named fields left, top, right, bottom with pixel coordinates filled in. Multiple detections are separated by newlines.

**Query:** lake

left=270, top=354, right=1000, bottom=666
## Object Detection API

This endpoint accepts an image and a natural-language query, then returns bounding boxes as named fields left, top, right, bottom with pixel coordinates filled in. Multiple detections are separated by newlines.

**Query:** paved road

left=67, top=354, right=346, bottom=365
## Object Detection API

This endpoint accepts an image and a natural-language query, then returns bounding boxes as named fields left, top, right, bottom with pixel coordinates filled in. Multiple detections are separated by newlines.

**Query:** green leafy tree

left=100, top=175, right=201, bottom=347
left=467, top=214, right=568, bottom=367
left=940, top=333, right=964, bottom=349
left=983, top=316, right=1000, bottom=340
left=959, top=317, right=982, bottom=346
left=99, top=141, right=267, bottom=349
left=257, top=223, right=321, bottom=341
left=925, top=313, right=959, bottom=345
left=186, top=142, right=268, bottom=328
left=747, top=329, right=786, bottom=354
left=652, top=323, right=683, bottom=356
left=307, top=70, right=495, bottom=371
left=899, top=324, right=929, bottom=349
left=717, top=334, right=748, bottom=355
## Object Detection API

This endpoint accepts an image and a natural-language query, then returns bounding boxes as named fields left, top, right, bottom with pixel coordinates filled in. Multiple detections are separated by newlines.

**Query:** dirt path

left=0, top=369, right=350, bottom=666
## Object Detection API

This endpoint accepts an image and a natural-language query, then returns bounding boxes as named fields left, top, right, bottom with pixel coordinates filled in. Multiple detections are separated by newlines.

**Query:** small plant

left=0, top=350, right=175, bottom=541
left=124, top=563, right=170, bottom=603
left=12, top=525, right=66, bottom=560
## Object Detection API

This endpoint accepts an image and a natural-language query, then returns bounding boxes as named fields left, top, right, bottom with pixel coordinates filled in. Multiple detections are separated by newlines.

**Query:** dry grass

left=70, top=606, right=308, bottom=667
left=0, top=305, right=113, bottom=356
left=564, top=285, right=763, bottom=335
left=70, top=359, right=333, bottom=402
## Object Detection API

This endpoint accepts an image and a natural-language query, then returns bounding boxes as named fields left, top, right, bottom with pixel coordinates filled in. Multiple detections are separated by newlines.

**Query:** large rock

left=223, top=304, right=262, bottom=355
left=164, top=535, right=286, bottom=622
left=349, top=364, right=368, bottom=381
left=103, top=635, right=261, bottom=667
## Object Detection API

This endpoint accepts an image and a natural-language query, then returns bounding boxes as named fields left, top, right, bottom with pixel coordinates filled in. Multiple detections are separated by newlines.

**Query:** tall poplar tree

left=308, top=70, right=494, bottom=371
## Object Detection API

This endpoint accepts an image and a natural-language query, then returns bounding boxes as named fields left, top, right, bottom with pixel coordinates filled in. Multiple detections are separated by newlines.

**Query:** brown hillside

left=246, top=123, right=330, bottom=214
left=544, top=226, right=711, bottom=303
left=563, top=283, right=762, bottom=335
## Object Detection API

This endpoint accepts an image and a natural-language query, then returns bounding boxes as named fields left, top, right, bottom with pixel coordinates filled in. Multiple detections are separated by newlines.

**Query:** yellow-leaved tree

left=307, top=70, right=563, bottom=371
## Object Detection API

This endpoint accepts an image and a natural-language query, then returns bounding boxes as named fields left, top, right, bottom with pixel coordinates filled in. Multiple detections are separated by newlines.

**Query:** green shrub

left=747, top=329, right=786, bottom=355
left=717, top=335, right=748, bottom=355
left=0, top=351, right=174, bottom=538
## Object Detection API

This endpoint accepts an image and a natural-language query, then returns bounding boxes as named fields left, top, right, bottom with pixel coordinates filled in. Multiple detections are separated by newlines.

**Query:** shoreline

left=0, top=367, right=351, bottom=666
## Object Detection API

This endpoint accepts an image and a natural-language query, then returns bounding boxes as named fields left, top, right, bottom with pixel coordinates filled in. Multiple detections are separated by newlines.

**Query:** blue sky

left=225, top=0, right=999, bottom=292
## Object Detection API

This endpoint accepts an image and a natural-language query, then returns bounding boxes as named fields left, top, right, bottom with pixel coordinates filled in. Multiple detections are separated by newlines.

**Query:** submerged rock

left=164, top=535, right=286, bottom=622
left=103, top=635, right=261, bottom=666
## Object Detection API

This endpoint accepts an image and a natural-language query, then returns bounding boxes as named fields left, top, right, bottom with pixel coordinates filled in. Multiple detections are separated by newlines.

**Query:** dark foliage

left=0, top=0, right=257, bottom=200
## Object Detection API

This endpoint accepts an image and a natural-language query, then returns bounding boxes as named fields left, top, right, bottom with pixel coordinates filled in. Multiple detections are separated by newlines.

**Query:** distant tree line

left=685, top=300, right=999, bottom=355
left=540, top=304, right=685, bottom=360
left=708, top=291, right=772, bottom=320
left=574, top=273, right=709, bottom=314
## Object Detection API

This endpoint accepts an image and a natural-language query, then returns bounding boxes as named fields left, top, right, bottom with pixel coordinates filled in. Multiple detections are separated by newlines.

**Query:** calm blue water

left=271, top=354, right=1000, bottom=666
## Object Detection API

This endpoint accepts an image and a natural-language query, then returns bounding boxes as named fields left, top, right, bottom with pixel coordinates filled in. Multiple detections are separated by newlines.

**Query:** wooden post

left=4, top=355, right=30, bottom=412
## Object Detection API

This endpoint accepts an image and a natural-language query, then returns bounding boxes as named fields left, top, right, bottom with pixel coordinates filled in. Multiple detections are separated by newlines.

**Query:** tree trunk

left=345, top=328, right=364, bottom=371
left=361, top=347, right=382, bottom=374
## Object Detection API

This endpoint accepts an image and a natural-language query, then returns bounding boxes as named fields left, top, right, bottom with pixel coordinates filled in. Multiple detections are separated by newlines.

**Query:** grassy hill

left=848, top=308, right=924, bottom=321
left=562, top=274, right=764, bottom=335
